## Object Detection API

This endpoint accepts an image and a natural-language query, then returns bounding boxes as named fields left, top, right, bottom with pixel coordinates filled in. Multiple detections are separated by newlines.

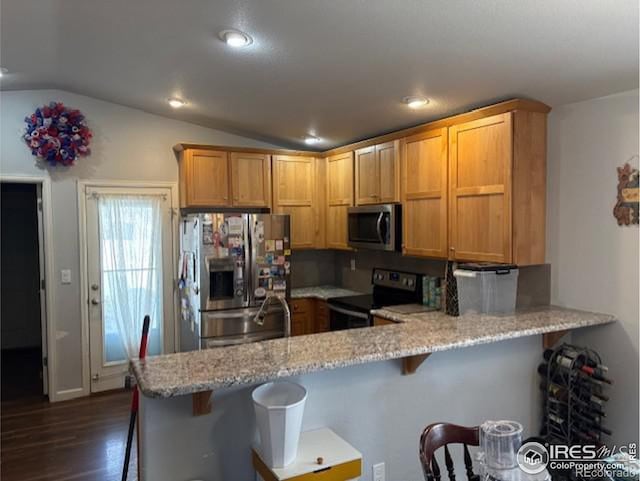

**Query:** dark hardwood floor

left=1, top=391, right=137, bottom=481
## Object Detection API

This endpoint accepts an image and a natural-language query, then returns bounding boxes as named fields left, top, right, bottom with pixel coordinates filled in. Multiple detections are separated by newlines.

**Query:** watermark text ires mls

left=517, top=441, right=638, bottom=478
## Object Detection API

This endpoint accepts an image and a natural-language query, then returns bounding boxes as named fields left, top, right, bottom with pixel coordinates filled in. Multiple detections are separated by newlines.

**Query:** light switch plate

left=61, top=269, right=72, bottom=284
left=373, top=462, right=385, bottom=481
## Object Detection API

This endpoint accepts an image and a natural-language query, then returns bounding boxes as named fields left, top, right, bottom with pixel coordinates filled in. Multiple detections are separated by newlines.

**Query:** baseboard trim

left=54, top=387, right=86, bottom=402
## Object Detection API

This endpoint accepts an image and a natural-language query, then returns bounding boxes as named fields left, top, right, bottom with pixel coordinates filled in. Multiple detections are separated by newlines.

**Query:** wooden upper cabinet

left=355, top=141, right=399, bottom=205
left=449, top=113, right=513, bottom=263
left=355, top=146, right=378, bottom=204
left=448, top=111, right=546, bottom=265
left=401, top=128, right=448, bottom=258
left=272, top=155, right=317, bottom=249
left=326, top=151, right=354, bottom=249
left=179, top=149, right=230, bottom=208
left=377, top=141, right=400, bottom=203
left=230, top=152, right=271, bottom=208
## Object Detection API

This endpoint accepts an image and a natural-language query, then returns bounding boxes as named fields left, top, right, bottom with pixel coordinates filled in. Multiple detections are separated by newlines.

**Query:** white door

left=85, top=186, right=175, bottom=392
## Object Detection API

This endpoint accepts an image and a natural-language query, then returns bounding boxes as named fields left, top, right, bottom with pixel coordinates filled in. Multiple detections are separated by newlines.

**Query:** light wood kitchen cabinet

left=230, top=152, right=271, bottom=208
left=355, top=140, right=399, bottom=205
left=326, top=151, right=354, bottom=249
left=290, top=298, right=313, bottom=336
left=314, top=299, right=330, bottom=332
left=373, top=316, right=398, bottom=326
left=272, top=155, right=317, bottom=249
left=448, top=111, right=546, bottom=265
left=175, top=99, right=548, bottom=262
left=179, top=149, right=230, bottom=208
left=401, top=128, right=449, bottom=259
left=290, top=298, right=330, bottom=335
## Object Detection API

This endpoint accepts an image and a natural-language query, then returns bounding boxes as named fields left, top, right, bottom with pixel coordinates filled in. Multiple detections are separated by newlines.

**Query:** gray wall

left=0, top=89, right=279, bottom=399
left=546, top=89, right=639, bottom=446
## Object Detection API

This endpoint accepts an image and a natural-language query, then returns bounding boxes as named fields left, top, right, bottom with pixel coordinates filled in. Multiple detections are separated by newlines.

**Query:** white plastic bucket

left=252, top=381, right=307, bottom=468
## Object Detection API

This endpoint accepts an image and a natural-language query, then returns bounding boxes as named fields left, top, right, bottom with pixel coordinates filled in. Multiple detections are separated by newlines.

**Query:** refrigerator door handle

left=244, top=214, right=252, bottom=306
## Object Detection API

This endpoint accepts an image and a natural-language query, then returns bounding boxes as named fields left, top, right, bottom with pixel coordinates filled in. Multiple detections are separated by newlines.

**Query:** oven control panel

left=372, top=268, right=418, bottom=292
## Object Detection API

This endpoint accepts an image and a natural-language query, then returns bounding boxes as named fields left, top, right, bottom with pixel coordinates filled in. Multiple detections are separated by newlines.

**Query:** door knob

left=91, top=298, right=100, bottom=305
left=91, top=284, right=99, bottom=291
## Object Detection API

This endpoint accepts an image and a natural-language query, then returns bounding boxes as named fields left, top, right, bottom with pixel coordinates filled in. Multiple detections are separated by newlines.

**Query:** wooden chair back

left=419, top=423, right=480, bottom=481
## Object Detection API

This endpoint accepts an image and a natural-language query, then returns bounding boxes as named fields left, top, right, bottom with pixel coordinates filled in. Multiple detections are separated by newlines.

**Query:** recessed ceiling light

left=219, top=29, right=253, bottom=48
left=0, top=68, right=8, bottom=78
left=304, top=135, right=321, bottom=145
left=168, top=97, right=186, bottom=108
left=403, top=96, right=429, bottom=109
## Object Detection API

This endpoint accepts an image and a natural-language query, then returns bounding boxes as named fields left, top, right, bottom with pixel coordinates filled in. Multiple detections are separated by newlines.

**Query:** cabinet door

left=290, top=298, right=313, bottom=335
left=314, top=300, right=330, bottom=333
left=326, top=152, right=354, bottom=249
left=273, top=155, right=316, bottom=249
left=355, top=146, right=379, bottom=205
left=449, top=113, right=513, bottom=263
left=401, top=129, right=448, bottom=258
left=184, top=149, right=230, bottom=207
left=230, top=152, right=271, bottom=208
left=377, top=140, right=400, bottom=203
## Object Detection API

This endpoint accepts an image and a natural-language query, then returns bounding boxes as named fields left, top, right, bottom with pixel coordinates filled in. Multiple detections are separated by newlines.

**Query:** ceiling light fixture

left=219, top=29, right=253, bottom=48
left=304, top=135, right=321, bottom=145
left=403, top=96, right=429, bottom=109
left=168, top=97, right=186, bottom=108
left=0, top=67, right=8, bottom=78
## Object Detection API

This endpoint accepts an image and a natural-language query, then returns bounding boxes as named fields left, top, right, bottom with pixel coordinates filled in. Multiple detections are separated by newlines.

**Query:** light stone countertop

left=290, top=285, right=363, bottom=300
left=131, top=306, right=615, bottom=399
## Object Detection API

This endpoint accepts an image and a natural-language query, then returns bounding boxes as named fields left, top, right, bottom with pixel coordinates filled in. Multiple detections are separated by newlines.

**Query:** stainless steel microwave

left=347, top=204, right=401, bottom=251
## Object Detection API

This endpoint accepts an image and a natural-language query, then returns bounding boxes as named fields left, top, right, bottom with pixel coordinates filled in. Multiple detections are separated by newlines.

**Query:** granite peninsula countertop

left=131, top=306, right=615, bottom=399
left=290, top=285, right=363, bottom=300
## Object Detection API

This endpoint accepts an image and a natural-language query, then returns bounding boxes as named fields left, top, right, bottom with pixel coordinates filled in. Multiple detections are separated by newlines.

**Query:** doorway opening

left=1, top=182, right=48, bottom=401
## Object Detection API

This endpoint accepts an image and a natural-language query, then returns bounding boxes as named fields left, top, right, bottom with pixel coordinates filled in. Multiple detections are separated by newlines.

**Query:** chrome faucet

left=253, top=294, right=292, bottom=338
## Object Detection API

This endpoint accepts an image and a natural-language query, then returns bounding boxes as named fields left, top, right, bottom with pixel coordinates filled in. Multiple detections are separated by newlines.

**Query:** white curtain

left=98, top=194, right=163, bottom=360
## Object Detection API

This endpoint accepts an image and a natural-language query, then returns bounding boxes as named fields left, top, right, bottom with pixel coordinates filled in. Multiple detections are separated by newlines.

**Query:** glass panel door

left=85, top=186, right=174, bottom=392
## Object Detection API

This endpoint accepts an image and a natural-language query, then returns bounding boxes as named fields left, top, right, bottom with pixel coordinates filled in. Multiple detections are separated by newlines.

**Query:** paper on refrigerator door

left=254, top=220, right=265, bottom=243
left=227, top=216, right=244, bottom=235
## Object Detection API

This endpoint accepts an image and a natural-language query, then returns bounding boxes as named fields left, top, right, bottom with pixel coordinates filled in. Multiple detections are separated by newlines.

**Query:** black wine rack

left=539, top=343, right=612, bottom=446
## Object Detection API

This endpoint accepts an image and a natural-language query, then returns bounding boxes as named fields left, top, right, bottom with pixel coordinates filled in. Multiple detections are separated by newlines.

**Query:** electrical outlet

left=350, top=258, right=356, bottom=271
left=373, top=462, right=385, bottom=481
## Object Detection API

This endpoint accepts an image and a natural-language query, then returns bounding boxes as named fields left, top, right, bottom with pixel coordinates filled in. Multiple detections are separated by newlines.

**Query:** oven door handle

left=376, top=212, right=385, bottom=244
left=328, top=304, right=370, bottom=320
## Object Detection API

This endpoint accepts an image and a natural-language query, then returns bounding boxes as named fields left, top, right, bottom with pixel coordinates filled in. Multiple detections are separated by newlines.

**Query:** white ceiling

left=1, top=0, right=638, bottom=149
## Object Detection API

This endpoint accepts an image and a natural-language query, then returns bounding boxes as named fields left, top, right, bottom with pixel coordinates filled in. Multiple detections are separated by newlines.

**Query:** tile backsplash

left=292, top=249, right=550, bottom=307
left=290, top=250, right=337, bottom=288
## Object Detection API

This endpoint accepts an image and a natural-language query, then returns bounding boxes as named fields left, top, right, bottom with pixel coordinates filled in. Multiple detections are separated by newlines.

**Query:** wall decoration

left=613, top=158, right=639, bottom=226
left=23, top=101, right=92, bottom=166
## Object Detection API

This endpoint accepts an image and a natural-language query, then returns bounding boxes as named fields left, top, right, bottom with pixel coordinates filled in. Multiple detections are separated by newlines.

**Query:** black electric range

left=327, top=268, right=423, bottom=330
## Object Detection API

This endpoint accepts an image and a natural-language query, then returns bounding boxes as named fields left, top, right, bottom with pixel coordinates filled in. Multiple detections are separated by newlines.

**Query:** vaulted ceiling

left=1, top=0, right=638, bottom=149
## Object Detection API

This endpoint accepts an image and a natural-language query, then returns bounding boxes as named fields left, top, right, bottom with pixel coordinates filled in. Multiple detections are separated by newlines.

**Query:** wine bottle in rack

left=539, top=344, right=612, bottom=445
left=538, top=361, right=613, bottom=384
left=543, top=348, right=609, bottom=371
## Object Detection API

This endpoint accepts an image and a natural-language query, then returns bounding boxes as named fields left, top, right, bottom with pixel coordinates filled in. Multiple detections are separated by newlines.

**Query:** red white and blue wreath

left=23, top=102, right=92, bottom=166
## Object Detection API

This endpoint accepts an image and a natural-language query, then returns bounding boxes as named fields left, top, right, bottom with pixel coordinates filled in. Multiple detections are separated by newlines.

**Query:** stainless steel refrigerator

left=178, top=213, right=291, bottom=350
